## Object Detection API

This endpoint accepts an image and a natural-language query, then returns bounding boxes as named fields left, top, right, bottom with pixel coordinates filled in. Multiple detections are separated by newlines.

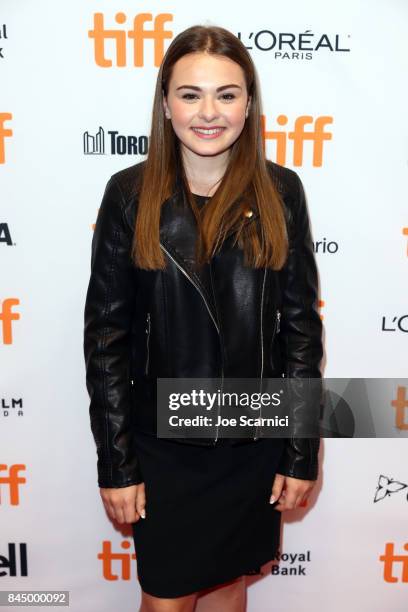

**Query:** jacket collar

left=159, top=190, right=217, bottom=319
left=159, top=183, right=260, bottom=261
left=159, top=186, right=260, bottom=322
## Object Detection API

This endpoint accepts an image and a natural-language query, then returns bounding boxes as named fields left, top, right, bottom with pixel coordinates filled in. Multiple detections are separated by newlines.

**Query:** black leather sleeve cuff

left=97, top=454, right=144, bottom=489
left=276, top=437, right=320, bottom=481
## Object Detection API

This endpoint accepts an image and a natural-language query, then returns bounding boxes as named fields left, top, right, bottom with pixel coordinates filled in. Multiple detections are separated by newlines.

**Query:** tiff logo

left=0, top=112, right=13, bottom=164
left=0, top=465, right=26, bottom=505
left=98, top=540, right=136, bottom=580
left=403, top=227, right=408, bottom=256
left=0, top=298, right=20, bottom=344
left=261, top=114, right=333, bottom=167
left=84, top=126, right=105, bottom=154
left=318, top=299, right=325, bottom=320
left=88, top=12, right=173, bottom=67
left=391, top=386, right=408, bottom=430
left=379, top=542, right=408, bottom=582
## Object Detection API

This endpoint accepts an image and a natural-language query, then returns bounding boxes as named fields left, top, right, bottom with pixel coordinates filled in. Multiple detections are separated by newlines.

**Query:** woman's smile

left=190, top=126, right=226, bottom=139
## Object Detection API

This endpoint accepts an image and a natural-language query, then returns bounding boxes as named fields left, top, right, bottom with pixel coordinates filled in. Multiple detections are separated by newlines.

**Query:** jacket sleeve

left=83, top=176, right=143, bottom=488
left=276, top=172, right=323, bottom=481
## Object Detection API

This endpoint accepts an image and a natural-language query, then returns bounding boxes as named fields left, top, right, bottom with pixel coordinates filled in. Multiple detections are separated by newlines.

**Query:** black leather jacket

left=83, top=160, right=323, bottom=488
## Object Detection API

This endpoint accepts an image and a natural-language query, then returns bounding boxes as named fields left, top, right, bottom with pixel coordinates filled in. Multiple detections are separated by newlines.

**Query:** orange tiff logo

left=0, top=113, right=13, bottom=164
left=261, top=114, right=333, bottom=167
left=403, top=227, right=408, bottom=256
left=98, top=540, right=136, bottom=580
left=391, top=386, right=408, bottom=430
left=88, top=12, right=173, bottom=67
left=0, top=298, right=20, bottom=344
left=379, top=542, right=408, bottom=582
left=0, top=465, right=26, bottom=505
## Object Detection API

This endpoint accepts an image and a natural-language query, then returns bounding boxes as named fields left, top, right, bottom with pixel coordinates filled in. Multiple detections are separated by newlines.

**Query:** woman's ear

left=245, top=96, right=252, bottom=118
left=163, top=96, right=171, bottom=119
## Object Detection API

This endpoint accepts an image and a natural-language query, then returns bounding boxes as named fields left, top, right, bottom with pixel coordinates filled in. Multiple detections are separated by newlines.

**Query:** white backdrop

left=1, top=1, right=407, bottom=610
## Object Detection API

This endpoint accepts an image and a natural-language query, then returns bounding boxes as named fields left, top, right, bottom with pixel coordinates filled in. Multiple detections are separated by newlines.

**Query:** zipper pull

left=145, top=313, right=151, bottom=376
left=276, top=309, right=281, bottom=334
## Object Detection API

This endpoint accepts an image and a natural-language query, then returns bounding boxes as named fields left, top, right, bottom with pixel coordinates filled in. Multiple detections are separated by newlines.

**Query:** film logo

left=88, top=12, right=173, bottom=67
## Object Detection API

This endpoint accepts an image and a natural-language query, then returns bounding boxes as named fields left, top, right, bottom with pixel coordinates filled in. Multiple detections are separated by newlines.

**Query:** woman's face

left=163, top=52, right=251, bottom=159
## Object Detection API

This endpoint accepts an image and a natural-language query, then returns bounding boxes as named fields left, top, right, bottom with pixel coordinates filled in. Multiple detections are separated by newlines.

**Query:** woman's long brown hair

left=132, top=24, right=289, bottom=270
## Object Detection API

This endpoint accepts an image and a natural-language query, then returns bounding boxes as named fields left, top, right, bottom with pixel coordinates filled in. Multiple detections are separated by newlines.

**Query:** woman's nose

left=198, top=96, right=219, bottom=121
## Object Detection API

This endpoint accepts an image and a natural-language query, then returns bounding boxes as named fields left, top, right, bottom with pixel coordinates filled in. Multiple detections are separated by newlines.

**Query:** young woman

left=84, top=24, right=323, bottom=612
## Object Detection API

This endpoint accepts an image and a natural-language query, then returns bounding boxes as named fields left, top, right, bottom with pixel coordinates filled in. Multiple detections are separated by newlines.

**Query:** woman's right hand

left=99, top=482, right=147, bottom=524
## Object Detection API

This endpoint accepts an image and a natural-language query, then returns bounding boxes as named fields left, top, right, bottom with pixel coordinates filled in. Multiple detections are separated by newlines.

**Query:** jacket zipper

left=209, top=261, right=223, bottom=444
left=275, top=310, right=285, bottom=378
left=254, top=304, right=281, bottom=440
left=253, top=269, right=267, bottom=440
left=145, top=312, right=151, bottom=376
left=159, top=243, right=220, bottom=334
left=160, top=243, right=274, bottom=445
left=160, top=243, right=223, bottom=444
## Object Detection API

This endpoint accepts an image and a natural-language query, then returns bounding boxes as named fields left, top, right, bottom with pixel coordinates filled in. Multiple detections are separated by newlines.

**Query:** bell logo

left=391, top=386, right=408, bottom=430
left=0, top=112, right=12, bottom=164
left=379, top=542, right=408, bottom=582
left=88, top=12, right=173, bottom=67
left=0, top=298, right=20, bottom=344
left=261, top=114, right=333, bottom=167
left=0, top=464, right=26, bottom=505
left=0, top=543, right=28, bottom=576
left=98, top=540, right=136, bottom=580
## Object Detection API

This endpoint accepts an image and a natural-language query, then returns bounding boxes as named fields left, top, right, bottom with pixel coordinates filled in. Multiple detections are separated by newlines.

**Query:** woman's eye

left=181, top=93, right=236, bottom=101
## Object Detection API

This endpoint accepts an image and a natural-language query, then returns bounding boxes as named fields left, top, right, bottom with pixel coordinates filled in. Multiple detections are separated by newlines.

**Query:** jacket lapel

left=159, top=190, right=217, bottom=320
left=159, top=188, right=260, bottom=334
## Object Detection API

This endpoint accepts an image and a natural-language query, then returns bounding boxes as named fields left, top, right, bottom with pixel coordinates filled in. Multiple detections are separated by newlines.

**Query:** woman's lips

left=191, top=127, right=226, bottom=139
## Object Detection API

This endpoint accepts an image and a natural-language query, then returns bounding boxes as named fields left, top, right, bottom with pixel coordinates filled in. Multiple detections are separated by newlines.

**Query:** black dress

left=131, top=194, right=285, bottom=598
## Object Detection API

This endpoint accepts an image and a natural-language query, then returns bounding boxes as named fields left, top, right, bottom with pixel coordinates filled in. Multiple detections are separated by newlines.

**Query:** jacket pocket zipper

left=253, top=268, right=268, bottom=441
left=276, top=308, right=281, bottom=335
left=145, top=312, right=151, bottom=376
left=272, top=308, right=285, bottom=378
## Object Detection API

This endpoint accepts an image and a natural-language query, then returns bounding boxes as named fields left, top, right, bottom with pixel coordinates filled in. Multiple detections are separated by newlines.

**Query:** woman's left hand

left=270, top=473, right=315, bottom=511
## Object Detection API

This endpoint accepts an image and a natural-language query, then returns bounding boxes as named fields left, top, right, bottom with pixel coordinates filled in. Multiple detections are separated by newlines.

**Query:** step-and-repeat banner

left=1, top=1, right=407, bottom=610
